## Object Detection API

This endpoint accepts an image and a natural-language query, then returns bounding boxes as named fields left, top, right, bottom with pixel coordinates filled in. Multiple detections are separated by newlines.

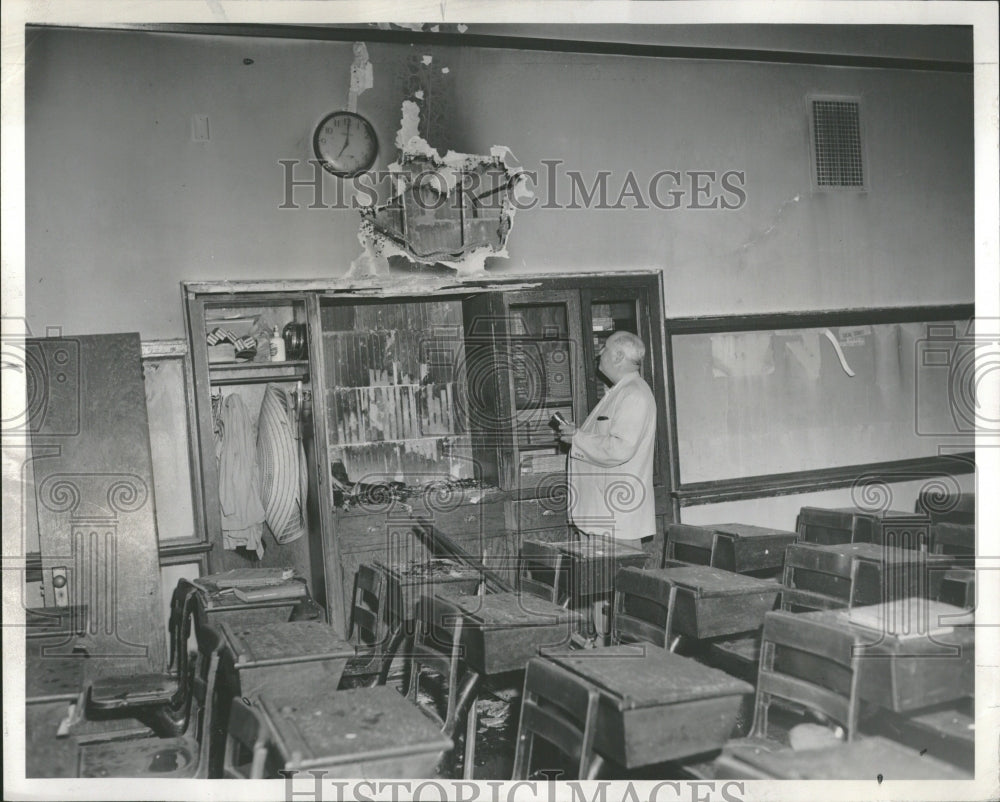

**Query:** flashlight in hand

left=549, top=411, right=569, bottom=430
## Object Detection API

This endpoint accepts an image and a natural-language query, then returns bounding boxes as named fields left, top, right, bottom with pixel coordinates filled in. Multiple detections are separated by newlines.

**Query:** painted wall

left=21, top=27, right=976, bottom=541
left=445, top=47, right=973, bottom=316
left=25, top=28, right=974, bottom=339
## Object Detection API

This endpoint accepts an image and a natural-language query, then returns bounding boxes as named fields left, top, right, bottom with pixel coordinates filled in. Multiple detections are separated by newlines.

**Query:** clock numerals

left=314, top=111, right=378, bottom=178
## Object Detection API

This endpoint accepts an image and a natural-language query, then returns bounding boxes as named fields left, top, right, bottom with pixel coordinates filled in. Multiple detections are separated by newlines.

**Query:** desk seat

left=716, top=734, right=970, bottom=780
left=88, top=674, right=181, bottom=709
left=705, top=635, right=761, bottom=682
left=864, top=698, right=974, bottom=774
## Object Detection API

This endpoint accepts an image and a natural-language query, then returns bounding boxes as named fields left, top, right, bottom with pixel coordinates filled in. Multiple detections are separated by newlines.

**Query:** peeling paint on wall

left=348, top=42, right=374, bottom=107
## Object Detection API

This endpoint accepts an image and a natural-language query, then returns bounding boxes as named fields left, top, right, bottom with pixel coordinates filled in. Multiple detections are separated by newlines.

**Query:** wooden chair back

left=610, top=567, right=677, bottom=649
left=349, top=564, right=387, bottom=651
left=519, top=541, right=567, bottom=604
left=223, top=697, right=271, bottom=779
left=780, top=545, right=858, bottom=612
left=408, top=595, right=482, bottom=779
left=408, top=596, right=478, bottom=737
left=663, top=524, right=716, bottom=567
left=87, top=583, right=204, bottom=737
left=795, top=507, right=856, bottom=545
left=937, top=568, right=976, bottom=609
left=512, top=658, right=601, bottom=781
left=930, top=522, right=975, bottom=557
left=77, top=629, right=223, bottom=779
left=167, top=578, right=200, bottom=672
left=916, top=490, right=975, bottom=525
left=748, top=610, right=861, bottom=742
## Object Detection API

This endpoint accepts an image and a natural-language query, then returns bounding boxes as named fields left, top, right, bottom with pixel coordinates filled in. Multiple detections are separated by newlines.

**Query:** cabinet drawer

left=506, top=498, right=568, bottom=532
left=412, top=500, right=505, bottom=537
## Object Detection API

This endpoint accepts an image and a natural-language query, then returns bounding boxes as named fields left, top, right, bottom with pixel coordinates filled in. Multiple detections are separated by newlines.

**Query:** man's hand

left=558, top=421, right=577, bottom=445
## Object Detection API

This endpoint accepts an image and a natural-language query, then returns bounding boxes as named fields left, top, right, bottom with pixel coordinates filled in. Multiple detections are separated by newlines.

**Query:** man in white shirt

left=557, top=330, right=657, bottom=639
left=558, top=330, right=657, bottom=548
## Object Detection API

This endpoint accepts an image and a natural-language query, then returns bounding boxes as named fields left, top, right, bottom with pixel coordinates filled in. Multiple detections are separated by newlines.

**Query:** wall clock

left=313, top=111, right=378, bottom=178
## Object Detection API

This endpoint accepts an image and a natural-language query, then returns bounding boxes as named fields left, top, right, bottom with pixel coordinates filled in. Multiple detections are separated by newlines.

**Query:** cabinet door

left=584, top=288, right=669, bottom=494
left=501, top=291, right=586, bottom=492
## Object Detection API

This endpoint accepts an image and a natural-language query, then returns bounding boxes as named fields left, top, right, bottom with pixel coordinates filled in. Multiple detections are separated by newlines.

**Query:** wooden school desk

left=616, top=565, right=780, bottom=640
left=541, top=644, right=752, bottom=769
left=258, top=685, right=452, bottom=779
left=427, top=590, right=585, bottom=675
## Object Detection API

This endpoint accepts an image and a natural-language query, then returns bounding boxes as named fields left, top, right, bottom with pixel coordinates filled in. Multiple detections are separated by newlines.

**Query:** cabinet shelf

left=208, top=360, right=310, bottom=385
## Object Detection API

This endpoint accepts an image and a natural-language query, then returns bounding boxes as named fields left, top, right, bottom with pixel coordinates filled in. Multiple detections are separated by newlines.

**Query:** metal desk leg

left=452, top=673, right=481, bottom=781
left=378, top=627, right=408, bottom=686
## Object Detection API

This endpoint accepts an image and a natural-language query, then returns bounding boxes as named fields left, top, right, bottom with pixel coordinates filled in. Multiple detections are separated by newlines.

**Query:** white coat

left=567, top=372, right=657, bottom=540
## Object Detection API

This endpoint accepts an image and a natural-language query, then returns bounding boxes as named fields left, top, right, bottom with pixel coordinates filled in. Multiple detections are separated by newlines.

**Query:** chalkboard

left=672, top=318, right=973, bottom=484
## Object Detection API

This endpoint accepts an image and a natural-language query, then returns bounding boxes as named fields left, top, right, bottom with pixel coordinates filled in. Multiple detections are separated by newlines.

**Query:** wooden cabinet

left=184, top=273, right=671, bottom=633
left=184, top=289, right=343, bottom=630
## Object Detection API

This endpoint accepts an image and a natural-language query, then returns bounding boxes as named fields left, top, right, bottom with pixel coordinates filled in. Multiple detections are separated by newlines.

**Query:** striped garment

left=257, top=383, right=307, bottom=544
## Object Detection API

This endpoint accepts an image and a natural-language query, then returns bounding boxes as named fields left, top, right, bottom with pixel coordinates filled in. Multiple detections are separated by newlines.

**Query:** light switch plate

left=191, top=114, right=210, bottom=142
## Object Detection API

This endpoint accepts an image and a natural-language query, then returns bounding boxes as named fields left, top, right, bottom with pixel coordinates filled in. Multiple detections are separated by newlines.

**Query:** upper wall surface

left=24, top=26, right=974, bottom=339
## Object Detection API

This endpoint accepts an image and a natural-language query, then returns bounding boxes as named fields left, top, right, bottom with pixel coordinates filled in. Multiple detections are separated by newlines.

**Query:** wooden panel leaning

left=512, top=658, right=602, bottom=781
left=519, top=540, right=569, bottom=604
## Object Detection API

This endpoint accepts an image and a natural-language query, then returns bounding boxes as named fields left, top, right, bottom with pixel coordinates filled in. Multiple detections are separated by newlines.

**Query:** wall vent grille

left=809, top=97, right=866, bottom=190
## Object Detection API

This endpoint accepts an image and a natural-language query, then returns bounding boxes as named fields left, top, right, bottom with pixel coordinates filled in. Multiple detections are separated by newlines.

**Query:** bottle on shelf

left=269, top=326, right=286, bottom=362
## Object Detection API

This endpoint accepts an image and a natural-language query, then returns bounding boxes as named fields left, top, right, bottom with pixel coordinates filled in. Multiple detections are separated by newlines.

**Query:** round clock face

left=313, top=111, right=378, bottom=178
